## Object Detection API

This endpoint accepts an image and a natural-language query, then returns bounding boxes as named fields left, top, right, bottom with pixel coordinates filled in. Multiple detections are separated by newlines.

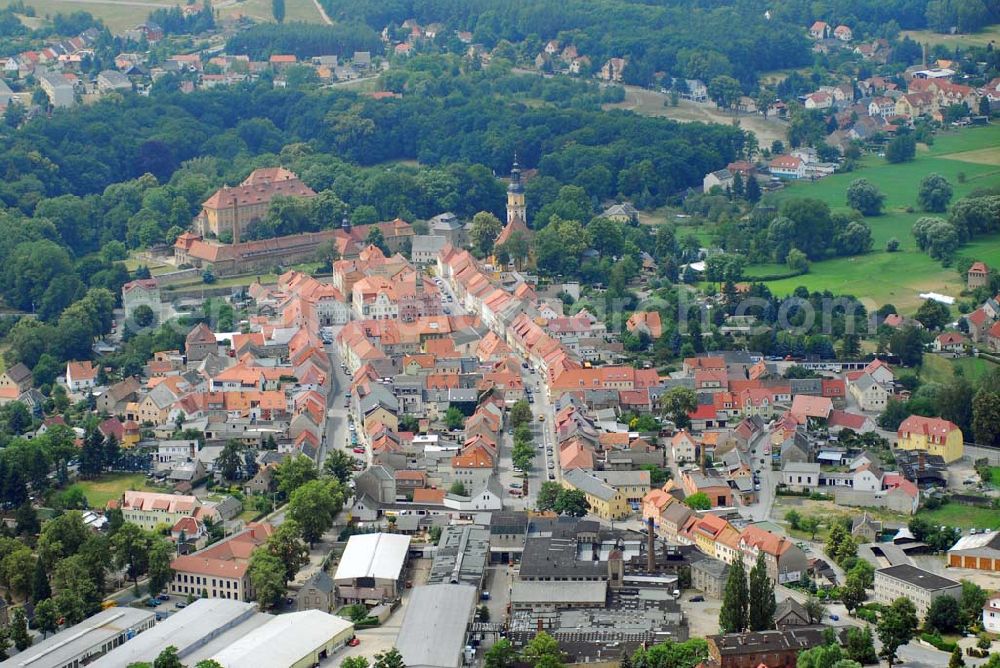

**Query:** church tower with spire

left=506, top=156, right=527, bottom=227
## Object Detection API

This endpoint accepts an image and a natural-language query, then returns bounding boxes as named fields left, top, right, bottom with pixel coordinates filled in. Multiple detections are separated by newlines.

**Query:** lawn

left=71, top=473, right=161, bottom=508
left=21, top=0, right=324, bottom=32
left=917, top=502, right=1000, bottom=530
left=901, top=24, right=1000, bottom=49
left=920, top=353, right=997, bottom=384
left=759, top=125, right=1000, bottom=312
left=987, top=467, right=1000, bottom=488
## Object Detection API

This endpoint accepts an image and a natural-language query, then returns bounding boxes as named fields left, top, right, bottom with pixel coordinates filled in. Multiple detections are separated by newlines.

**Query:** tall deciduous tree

left=847, top=179, right=886, bottom=216
left=918, top=173, right=953, bottom=213
left=878, top=597, right=918, bottom=668
left=719, top=555, right=749, bottom=633
left=248, top=549, right=285, bottom=611
left=272, top=0, right=285, bottom=23
left=469, top=211, right=503, bottom=256
left=748, top=553, right=775, bottom=631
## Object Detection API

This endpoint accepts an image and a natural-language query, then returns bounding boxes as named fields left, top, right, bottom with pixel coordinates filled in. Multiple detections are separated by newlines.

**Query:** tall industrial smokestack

left=647, top=516, right=656, bottom=572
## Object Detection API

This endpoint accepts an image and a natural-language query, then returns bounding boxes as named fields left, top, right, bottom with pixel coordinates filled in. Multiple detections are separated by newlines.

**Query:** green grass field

left=71, top=473, right=161, bottom=508
left=917, top=502, right=1000, bottom=530
left=920, top=353, right=997, bottom=384
left=760, top=125, right=1000, bottom=311
left=901, top=24, right=1000, bottom=49
left=20, top=0, right=325, bottom=32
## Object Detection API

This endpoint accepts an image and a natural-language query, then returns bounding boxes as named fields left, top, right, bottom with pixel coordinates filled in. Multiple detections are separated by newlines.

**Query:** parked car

left=348, top=638, right=360, bottom=647
left=157, top=594, right=170, bottom=601
left=689, top=595, right=705, bottom=602
left=353, top=447, right=365, bottom=454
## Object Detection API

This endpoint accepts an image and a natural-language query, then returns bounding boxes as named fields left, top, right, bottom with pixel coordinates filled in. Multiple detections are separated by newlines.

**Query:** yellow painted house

left=562, top=469, right=630, bottom=520
left=896, top=415, right=963, bottom=463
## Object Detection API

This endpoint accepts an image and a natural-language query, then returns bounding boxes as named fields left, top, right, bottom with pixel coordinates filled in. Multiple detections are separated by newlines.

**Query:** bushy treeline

left=225, top=22, right=383, bottom=60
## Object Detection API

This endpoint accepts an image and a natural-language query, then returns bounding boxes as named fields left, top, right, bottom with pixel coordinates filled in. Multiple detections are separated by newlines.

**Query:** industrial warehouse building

left=333, top=532, right=411, bottom=603
left=947, top=531, right=1000, bottom=572
left=396, top=584, right=478, bottom=668
left=92, top=599, right=354, bottom=668
left=0, top=607, right=155, bottom=668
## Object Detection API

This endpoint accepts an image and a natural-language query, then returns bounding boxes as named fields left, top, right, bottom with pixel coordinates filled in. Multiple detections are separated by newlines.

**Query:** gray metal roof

left=91, top=599, right=257, bottom=667
left=396, top=584, right=477, bottom=668
left=427, top=525, right=489, bottom=587
left=1, top=608, right=155, bottom=668
left=511, top=580, right=607, bottom=606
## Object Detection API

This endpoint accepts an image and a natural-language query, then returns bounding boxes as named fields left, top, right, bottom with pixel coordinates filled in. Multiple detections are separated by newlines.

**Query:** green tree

left=153, top=645, right=184, bottom=668
left=660, top=386, right=697, bottom=427
left=798, top=644, right=846, bottom=668
left=445, top=407, right=465, bottom=430
left=33, top=598, right=59, bottom=638
left=845, top=626, right=877, bottom=665
left=554, top=489, right=590, bottom=517
left=886, top=134, right=916, bottom=163
left=786, top=247, right=810, bottom=273
left=449, top=480, right=468, bottom=496
left=918, top=173, right=954, bottom=213
left=841, top=573, right=866, bottom=614
left=275, top=455, right=318, bottom=497
left=959, top=580, right=987, bottom=628
left=31, top=557, right=51, bottom=603
left=133, top=304, right=156, bottom=328
left=271, top=0, right=285, bottom=23
left=708, top=75, right=742, bottom=112
left=973, top=390, right=1000, bottom=446
left=925, top=595, right=961, bottom=633
left=629, top=638, right=708, bottom=668
left=147, top=536, right=174, bottom=595
left=878, top=597, right=918, bottom=668
left=469, top=211, right=503, bottom=256
left=373, top=648, right=406, bottom=668
left=916, top=299, right=951, bottom=329
left=684, top=492, right=711, bottom=510
left=785, top=510, right=802, bottom=530
left=800, top=516, right=820, bottom=540
left=509, top=400, right=532, bottom=428
left=10, top=608, right=30, bottom=651
left=323, top=449, right=355, bottom=484
left=288, top=479, right=344, bottom=544
left=484, top=638, right=517, bottom=668
left=748, top=553, right=775, bottom=631
left=521, top=632, right=565, bottom=668
left=847, top=179, right=886, bottom=216
left=719, top=555, right=749, bottom=633
left=537, top=481, right=561, bottom=511
left=949, top=646, right=965, bottom=668
left=217, top=440, right=244, bottom=481
left=341, top=659, right=371, bottom=668
left=248, top=549, right=285, bottom=610
left=110, top=523, right=150, bottom=586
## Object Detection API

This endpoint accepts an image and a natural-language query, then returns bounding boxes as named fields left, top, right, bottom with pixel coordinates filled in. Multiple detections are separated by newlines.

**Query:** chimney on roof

left=232, top=197, right=240, bottom=246
left=700, top=443, right=706, bottom=475
left=647, top=516, right=656, bottom=572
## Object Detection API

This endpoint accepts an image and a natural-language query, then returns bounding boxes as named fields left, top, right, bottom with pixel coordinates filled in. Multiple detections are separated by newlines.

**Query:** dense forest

left=320, top=0, right=811, bottom=86
left=224, top=22, right=383, bottom=60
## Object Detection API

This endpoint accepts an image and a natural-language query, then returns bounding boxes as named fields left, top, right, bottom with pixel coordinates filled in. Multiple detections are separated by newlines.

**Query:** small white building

left=984, top=594, right=1000, bottom=634
left=122, top=278, right=162, bottom=324
left=782, top=462, right=820, bottom=491
left=66, top=360, right=98, bottom=392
